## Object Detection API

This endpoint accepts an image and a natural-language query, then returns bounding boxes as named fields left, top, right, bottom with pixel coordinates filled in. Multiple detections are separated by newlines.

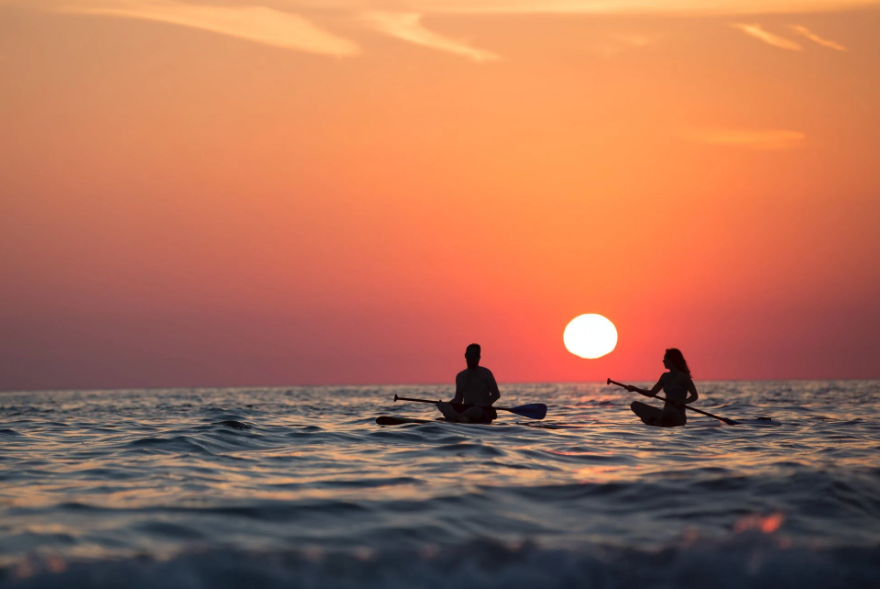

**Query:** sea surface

left=0, top=381, right=877, bottom=588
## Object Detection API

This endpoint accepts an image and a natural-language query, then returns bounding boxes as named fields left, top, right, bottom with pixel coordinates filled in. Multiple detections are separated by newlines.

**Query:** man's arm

left=487, top=370, right=501, bottom=405
left=450, top=374, right=464, bottom=404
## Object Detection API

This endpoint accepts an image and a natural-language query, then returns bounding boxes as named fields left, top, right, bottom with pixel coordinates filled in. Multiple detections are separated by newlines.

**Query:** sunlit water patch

left=0, top=382, right=877, bottom=587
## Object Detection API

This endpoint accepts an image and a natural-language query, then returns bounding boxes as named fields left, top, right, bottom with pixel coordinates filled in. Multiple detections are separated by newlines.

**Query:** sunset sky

left=0, top=1, right=878, bottom=391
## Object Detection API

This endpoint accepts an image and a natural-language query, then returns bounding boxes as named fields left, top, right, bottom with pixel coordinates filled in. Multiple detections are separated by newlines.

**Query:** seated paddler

left=437, top=343, right=500, bottom=424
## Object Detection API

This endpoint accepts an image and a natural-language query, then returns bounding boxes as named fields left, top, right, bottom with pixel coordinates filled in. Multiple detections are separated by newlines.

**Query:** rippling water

left=0, top=381, right=877, bottom=588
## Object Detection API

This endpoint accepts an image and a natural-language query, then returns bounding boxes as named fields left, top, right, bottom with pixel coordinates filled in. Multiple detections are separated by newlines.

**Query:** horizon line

left=2, top=376, right=878, bottom=395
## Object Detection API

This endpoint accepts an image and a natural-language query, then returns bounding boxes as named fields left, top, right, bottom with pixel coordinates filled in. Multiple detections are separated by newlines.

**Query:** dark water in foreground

left=0, top=381, right=877, bottom=588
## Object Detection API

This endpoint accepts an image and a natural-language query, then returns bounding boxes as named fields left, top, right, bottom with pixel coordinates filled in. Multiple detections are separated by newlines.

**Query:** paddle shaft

left=392, top=395, right=547, bottom=420
left=607, top=378, right=738, bottom=425
left=394, top=395, right=514, bottom=412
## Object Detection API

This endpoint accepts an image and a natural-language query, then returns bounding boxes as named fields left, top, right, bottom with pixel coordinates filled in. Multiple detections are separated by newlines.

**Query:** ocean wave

left=1, top=383, right=876, bottom=585
left=2, top=537, right=877, bottom=589
left=122, top=435, right=217, bottom=456
left=213, top=421, right=252, bottom=430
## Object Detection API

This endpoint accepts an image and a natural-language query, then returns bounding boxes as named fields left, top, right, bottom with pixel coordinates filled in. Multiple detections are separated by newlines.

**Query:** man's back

left=438, top=343, right=501, bottom=423
left=455, top=366, right=498, bottom=406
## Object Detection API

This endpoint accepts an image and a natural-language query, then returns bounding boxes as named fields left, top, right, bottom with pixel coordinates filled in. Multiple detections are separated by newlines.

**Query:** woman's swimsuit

left=660, top=373, right=690, bottom=425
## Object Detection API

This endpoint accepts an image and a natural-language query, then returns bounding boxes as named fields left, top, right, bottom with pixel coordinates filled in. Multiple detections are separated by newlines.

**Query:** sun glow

left=563, top=314, right=618, bottom=359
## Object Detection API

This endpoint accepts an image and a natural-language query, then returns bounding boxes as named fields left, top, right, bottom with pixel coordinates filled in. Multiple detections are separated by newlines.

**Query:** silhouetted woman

left=627, top=348, right=698, bottom=427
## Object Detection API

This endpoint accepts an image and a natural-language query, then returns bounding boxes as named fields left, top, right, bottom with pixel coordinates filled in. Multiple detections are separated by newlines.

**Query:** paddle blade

left=508, top=403, right=547, bottom=420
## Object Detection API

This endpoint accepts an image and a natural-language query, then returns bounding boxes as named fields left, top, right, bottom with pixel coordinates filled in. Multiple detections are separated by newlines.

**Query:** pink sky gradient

left=0, top=2, right=877, bottom=390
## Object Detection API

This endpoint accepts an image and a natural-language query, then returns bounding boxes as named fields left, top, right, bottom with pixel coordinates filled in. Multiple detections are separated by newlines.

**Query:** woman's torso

left=660, top=371, right=691, bottom=424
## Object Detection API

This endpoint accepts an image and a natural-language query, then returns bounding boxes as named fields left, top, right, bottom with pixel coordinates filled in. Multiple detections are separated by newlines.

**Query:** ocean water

left=0, top=381, right=877, bottom=588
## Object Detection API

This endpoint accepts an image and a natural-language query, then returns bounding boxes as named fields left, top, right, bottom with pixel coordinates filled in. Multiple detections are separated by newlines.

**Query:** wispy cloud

left=583, top=32, right=655, bottom=57
left=788, top=25, right=847, bottom=51
left=730, top=23, right=801, bottom=51
left=10, top=0, right=878, bottom=16
left=52, top=1, right=360, bottom=56
left=318, top=1, right=875, bottom=16
left=11, top=1, right=864, bottom=61
left=362, top=12, right=499, bottom=62
left=610, top=33, right=652, bottom=48
left=684, top=127, right=806, bottom=150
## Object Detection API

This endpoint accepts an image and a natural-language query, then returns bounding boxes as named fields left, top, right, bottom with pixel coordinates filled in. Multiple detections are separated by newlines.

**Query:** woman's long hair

left=665, top=348, right=691, bottom=377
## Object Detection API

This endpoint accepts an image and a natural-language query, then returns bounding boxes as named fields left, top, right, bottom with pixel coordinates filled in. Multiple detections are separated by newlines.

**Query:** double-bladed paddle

left=606, top=378, right=740, bottom=425
left=393, top=395, right=547, bottom=420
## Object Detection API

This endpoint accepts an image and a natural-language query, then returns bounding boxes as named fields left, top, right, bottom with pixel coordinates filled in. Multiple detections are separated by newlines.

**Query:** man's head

left=465, top=343, right=481, bottom=369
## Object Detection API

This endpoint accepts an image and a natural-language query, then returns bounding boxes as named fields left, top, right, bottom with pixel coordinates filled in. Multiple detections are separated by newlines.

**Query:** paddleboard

left=375, top=416, right=446, bottom=425
left=689, top=417, right=782, bottom=427
left=374, top=416, right=498, bottom=426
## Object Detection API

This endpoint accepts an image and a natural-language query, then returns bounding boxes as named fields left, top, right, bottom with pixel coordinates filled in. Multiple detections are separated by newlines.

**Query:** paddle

left=606, top=378, right=740, bottom=425
left=393, top=395, right=548, bottom=420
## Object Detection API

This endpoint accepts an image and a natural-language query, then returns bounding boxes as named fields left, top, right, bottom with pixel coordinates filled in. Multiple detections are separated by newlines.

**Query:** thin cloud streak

left=52, top=1, right=360, bottom=56
left=730, top=23, right=802, bottom=51
left=684, top=127, right=806, bottom=149
left=789, top=25, right=847, bottom=51
left=362, top=12, right=499, bottom=62
left=293, top=1, right=877, bottom=16
left=583, top=33, right=655, bottom=57
left=7, top=0, right=878, bottom=16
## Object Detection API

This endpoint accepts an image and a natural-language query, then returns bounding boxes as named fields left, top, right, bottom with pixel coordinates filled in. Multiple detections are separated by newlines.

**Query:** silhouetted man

left=437, top=343, right=500, bottom=423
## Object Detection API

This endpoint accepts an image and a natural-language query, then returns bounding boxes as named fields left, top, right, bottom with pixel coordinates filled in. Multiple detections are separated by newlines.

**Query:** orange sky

left=0, top=1, right=878, bottom=390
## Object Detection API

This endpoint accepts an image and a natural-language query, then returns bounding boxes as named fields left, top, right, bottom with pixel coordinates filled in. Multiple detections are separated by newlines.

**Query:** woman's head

left=664, top=348, right=691, bottom=377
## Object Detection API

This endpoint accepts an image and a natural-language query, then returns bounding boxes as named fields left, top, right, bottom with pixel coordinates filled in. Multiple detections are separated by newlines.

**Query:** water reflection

left=0, top=381, right=877, bottom=570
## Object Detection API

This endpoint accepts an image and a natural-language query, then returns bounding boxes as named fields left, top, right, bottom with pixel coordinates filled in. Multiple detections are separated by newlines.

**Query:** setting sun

left=563, top=314, right=618, bottom=359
